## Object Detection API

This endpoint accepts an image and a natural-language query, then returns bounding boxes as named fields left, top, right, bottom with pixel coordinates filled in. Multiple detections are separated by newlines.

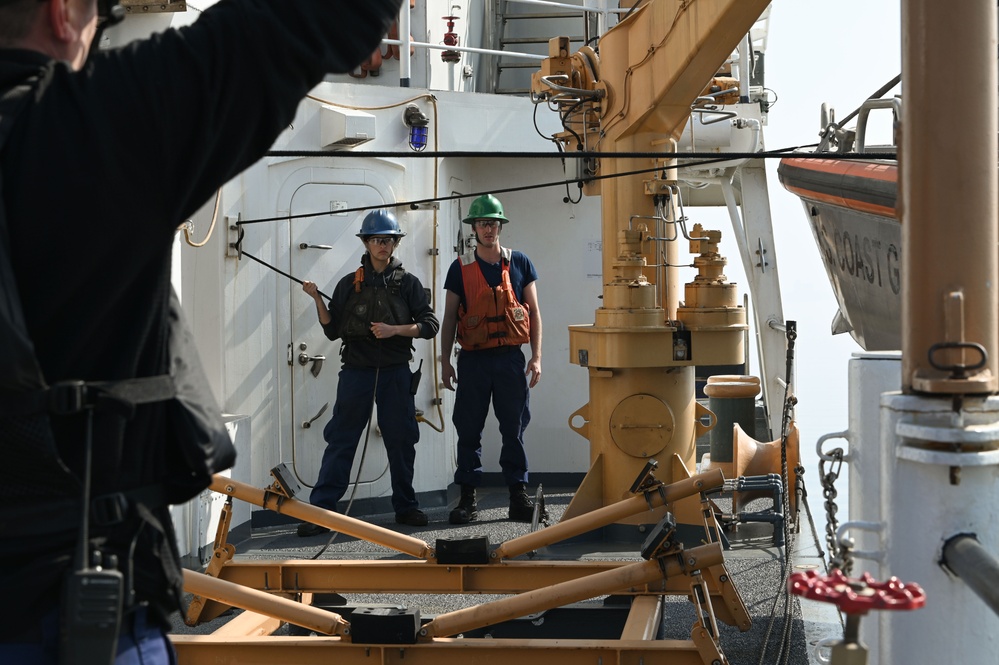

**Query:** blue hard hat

left=356, top=210, right=406, bottom=238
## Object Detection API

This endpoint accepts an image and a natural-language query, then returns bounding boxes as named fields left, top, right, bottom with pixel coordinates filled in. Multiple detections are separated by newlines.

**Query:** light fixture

left=404, top=105, right=430, bottom=152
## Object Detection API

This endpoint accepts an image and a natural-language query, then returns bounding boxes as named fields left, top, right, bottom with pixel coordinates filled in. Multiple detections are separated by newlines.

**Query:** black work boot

left=508, top=483, right=535, bottom=522
left=297, top=522, right=331, bottom=538
left=449, top=485, right=478, bottom=524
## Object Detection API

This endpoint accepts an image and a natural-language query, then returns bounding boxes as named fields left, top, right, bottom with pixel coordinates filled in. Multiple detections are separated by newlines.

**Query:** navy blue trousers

left=0, top=606, right=175, bottom=665
left=452, top=347, right=531, bottom=487
left=312, top=365, right=420, bottom=514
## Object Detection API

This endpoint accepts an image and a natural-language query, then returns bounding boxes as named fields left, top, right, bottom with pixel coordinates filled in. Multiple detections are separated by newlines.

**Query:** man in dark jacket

left=0, top=0, right=402, bottom=662
left=299, top=210, right=439, bottom=535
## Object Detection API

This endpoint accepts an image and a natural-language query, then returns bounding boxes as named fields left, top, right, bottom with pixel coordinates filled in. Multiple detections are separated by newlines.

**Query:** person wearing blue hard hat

left=299, top=210, right=439, bottom=536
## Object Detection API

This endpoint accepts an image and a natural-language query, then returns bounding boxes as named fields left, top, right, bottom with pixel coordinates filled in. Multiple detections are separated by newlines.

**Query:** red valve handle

left=788, top=569, right=926, bottom=615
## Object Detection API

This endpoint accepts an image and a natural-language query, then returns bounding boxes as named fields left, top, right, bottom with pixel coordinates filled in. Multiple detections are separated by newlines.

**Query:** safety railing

left=383, top=0, right=631, bottom=90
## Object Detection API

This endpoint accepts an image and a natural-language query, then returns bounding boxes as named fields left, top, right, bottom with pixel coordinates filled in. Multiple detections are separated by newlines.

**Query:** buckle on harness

left=91, top=493, right=129, bottom=527
left=48, top=380, right=90, bottom=416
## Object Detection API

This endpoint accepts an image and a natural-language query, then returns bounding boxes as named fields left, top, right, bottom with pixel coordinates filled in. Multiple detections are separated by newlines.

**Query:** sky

left=766, top=0, right=901, bottom=427
left=704, top=0, right=902, bottom=518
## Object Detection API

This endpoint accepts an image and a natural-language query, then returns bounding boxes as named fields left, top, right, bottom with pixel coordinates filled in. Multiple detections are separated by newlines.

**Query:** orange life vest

left=457, top=248, right=531, bottom=350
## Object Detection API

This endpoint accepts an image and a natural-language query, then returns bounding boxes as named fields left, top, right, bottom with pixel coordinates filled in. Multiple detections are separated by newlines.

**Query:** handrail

left=856, top=97, right=902, bottom=154
left=381, top=38, right=546, bottom=62
left=507, top=0, right=630, bottom=18
left=390, top=1, right=762, bottom=96
left=389, top=0, right=630, bottom=90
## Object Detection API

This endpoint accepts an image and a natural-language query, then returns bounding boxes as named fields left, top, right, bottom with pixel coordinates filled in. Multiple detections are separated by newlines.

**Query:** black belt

left=460, top=345, right=520, bottom=356
left=0, top=484, right=169, bottom=538
left=0, top=376, right=176, bottom=419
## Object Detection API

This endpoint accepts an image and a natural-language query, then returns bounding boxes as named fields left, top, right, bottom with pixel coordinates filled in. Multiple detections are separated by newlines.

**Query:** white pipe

left=507, top=0, right=626, bottom=17
left=382, top=39, right=545, bottom=61
left=398, top=1, right=411, bottom=86
left=719, top=176, right=753, bottom=275
left=595, top=0, right=609, bottom=34
left=737, top=35, right=750, bottom=101
left=878, top=393, right=999, bottom=663
left=732, top=117, right=761, bottom=153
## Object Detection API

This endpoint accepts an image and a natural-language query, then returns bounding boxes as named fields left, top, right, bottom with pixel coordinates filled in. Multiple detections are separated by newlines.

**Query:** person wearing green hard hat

left=299, top=210, right=439, bottom=536
left=440, top=194, right=544, bottom=525
left=464, top=192, right=509, bottom=225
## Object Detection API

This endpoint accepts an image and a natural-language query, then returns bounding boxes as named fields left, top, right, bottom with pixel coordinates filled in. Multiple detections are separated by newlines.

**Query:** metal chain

left=836, top=540, right=854, bottom=577
left=778, top=322, right=797, bottom=564
left=818, top=447, right=851, bottom=574
left=775, top=324, right=798, bottom=665
left=757, top=321, right=798, bottom=665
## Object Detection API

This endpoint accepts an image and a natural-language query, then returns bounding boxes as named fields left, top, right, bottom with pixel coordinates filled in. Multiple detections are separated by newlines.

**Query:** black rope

left=827, top=74, right=901, bottom=134
left=232, top=141, right=892, bottom=310
left=239, top=249, right=331, bottom=300
left=265, top=148, right=894, bottom=160
left=238, top=146, right=852, bottom=226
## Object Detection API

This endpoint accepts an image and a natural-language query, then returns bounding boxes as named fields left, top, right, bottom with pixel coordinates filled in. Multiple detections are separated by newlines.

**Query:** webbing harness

left=0, top=71, right=234, bottom=534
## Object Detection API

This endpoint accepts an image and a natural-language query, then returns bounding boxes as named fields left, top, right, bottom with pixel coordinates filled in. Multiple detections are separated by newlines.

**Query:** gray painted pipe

left=941, top=534, right=999, bottom=618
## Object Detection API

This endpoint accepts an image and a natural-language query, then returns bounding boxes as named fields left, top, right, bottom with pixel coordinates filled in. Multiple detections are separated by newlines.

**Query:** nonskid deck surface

left=173, top=487, right=830, bottom=664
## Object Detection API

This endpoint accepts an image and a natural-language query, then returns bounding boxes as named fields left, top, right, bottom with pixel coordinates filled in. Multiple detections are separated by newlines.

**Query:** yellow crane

left=530, top=0, right=774, bottom=528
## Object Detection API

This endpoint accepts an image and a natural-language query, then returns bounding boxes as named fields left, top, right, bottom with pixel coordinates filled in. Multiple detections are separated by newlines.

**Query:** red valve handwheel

left=788, top=569, right=926, bottom=615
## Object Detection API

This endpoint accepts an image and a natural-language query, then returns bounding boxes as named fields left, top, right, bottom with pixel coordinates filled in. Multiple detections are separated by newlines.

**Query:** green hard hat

left=463, top=194, right=508, bottom=224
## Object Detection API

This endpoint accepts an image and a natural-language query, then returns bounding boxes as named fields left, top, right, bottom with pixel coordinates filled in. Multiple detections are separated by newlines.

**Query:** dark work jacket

left=0, top=0, right=402, bottom=638
left=321, top=255, right=440, bottom=368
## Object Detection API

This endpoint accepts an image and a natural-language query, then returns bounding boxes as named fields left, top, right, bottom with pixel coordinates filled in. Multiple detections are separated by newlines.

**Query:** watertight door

left=289, top=180, right=390, bottom=500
